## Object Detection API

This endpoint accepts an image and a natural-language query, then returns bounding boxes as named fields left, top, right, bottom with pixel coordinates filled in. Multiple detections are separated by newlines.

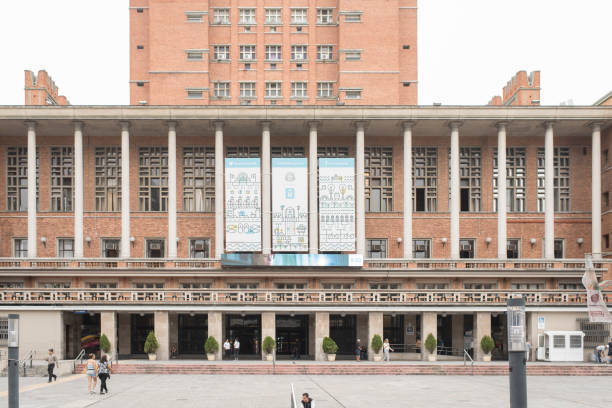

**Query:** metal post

left=8, top=314, right=19, bottom=408
left=507, top=297, right=527, bottom=408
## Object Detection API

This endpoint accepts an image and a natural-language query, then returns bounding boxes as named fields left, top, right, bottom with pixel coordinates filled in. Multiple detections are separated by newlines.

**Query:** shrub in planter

left=263, top=336, right=276, bottom=355
left=322, top=337, right=338, bottom=354
left=99, top=334, right=111, bottom=355
left=425, top=333, right=437, bottom=354
left=204, top=336, right=219, bottom=355
left=370, top=334, right=383, bottom=355
left=143, top=331, right=159, bottom=355
left=480, top=335, right=495, bottom=355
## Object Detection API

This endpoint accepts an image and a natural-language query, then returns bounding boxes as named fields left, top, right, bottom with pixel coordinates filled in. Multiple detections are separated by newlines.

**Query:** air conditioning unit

left=150, top=243, right=161, bottom=250
left=415, top=244, right=426, bottom=252
left=461, top=244, right=472, bottom=251
left=507, top=243, right=518, bottom=251
left=371, top=244, right=382, bottom=251
left=194, top=242, right=206, bottom=251
left=105, top=241, right=118, bottom=250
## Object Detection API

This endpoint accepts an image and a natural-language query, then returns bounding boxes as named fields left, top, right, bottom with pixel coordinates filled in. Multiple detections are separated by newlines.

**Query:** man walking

left=233, top=338, right=240, bottom=360
left=301, top=393, right=315, bottom=408
left=47, top=348, right=58, bottom=382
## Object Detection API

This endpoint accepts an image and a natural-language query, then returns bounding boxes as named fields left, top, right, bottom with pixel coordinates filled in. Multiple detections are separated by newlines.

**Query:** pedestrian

left=355, top=339, right=362, bottom=362
left=47, top=348, right=58, bottom=382
left=293, top=338, right=301, bottom=360
left=223, top=338, right=231, bottom=360
left=85, top=353, right=98, bottom=394
left=233, top=338, right=240, bottom=360
left=97, top=354, right=111, bottom=395
left=301, top=392, right=315, bottom=408
left=595, top=344, right=606, bottom=363
left=383, top=338, right=394, bottom=362
left=525, top=340, right=532, bottom=361
left=608, top=337, right=612, bottom=364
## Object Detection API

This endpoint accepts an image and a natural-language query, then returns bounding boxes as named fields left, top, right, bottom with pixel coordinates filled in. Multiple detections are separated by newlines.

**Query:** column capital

left=73, top=121, right=84, bottom=132
left=588, top=121, right=603, bottom=131
left=212, top=120, right=224, bottom=131
left=351, top=120, right=369, bottom=131
left=448, top=121, right=463, bottom=130
left=167, top=121, right=178, bottom=131
left=401, top=120, right=416, bottom=130
left=260, top=120, right=272, bottom=131
left=307, top=120, right=320, bottom=131
left=543, top=120, right=555, bottom=130
left=24, top=120, right=37, bottom=131
left=495, top=121, right=509, bottom=130
left=119, top=121, right=130, bottom=131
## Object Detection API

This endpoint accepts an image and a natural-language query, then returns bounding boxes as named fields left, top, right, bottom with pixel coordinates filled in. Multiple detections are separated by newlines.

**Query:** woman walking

left=97, top=355, right=111, bottom=394
left=85, top=353, right=98, bottom=394
left=383, top=338, right=394, bottom=361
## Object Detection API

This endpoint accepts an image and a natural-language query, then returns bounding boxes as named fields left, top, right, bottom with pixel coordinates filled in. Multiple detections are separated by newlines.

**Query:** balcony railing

left=0, top=289, right=600, bottom=306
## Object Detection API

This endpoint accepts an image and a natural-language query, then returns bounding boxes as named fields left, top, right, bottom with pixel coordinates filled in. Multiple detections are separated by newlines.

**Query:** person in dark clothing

left=46, top=349, right=58, bottom=382
left=97, top=354, right=111, bottom=394
left=355, top=339, right=362, bottom=361
left=608, top=337, right=612, bottom=364
left=301, top=393, right=315, bottom=408
left=293, top=338, right=301, bottom=360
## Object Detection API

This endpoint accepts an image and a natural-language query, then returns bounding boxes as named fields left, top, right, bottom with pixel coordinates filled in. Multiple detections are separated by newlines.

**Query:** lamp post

left=8, top=314, right=19, bottom=408
left=507, top=297, right=527, bottom=408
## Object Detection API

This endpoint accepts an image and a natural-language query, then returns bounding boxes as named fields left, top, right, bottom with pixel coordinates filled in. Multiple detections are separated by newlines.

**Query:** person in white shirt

left=383, top=338, right=394, bottom=362
left=223, top=339, right=231, bottom=360
left=233, top=338, right=240, bottom=360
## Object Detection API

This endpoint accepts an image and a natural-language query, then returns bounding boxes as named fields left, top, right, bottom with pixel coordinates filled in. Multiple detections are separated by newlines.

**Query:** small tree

left=480, top=335, right=495, bottom=355
left=143, top=331, right=159, bottom=355
left=204, top=336, right=219, bottom=355
left=425, top=333, right=437, bottom=354
left=99, top=334, right=111, bottom=354
left=262, top=336, right=276, bottom=355
left=371, top=334, right=383, bottom=354
left=322, top=337, right=338, bottom=354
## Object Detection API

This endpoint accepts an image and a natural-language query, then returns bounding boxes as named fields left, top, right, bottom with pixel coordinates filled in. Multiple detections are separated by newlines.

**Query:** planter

left=427, top=354, right=436, bottom=362
left=482, top=354, right=492, bottom=362
left=373, top=355, right=382, bottom=362
left=327, top=354, right=336, bottom=361
left=265, top=354, right=274, bottom=361
left=207, top=353, right=216, bottom=361
left=148, top=353, right=157, bottom=361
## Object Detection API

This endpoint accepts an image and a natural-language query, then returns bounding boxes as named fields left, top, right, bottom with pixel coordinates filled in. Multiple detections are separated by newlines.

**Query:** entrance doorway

left=330, top=314, right=356, bottom=356
left=131, top=314, right=154, bottom=355
left=276, top=315, right=309, bottom=358
left=491, top=313, right=508, bottom=360
left=225, top=314, right=261, bottom=357
left=178, top=314, right=208, bottom=355
left=437, top=314, right=453, bottom=354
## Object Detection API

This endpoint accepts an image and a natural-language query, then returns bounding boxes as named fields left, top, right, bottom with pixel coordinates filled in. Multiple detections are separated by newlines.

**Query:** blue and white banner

left=318, top=158, right=355, bottom=252
left=272, top=158, right=308, bottom=252
left=225, top=158, right=261, bottom=252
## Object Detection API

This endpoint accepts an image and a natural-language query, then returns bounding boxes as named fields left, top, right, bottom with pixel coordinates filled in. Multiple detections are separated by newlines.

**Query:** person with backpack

left=97, top=354, right=112, bottom=395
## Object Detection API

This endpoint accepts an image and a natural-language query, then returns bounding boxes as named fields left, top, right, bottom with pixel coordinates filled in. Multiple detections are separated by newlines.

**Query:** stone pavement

left=1, top=374, right=611, bottom=408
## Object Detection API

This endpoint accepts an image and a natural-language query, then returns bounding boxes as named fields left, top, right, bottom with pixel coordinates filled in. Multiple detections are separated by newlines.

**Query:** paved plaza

left=0, top=373, right=611, bottom=408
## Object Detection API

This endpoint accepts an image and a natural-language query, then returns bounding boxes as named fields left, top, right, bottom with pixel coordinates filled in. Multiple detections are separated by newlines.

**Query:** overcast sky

left=0, top=0, right=610, bottom=106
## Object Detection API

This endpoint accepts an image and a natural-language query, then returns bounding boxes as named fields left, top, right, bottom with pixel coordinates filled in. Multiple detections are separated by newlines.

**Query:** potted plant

left=143, top=331, right=159, bottom=360
left=480, top=335, right=495, bottom=362
left=99, top=333, right=111, bottom=358
left=370, top=334, right=383, bottom=362
left=425, top=333, right=437, bottom=362
left=262, top=336, right=276, bottom=361
left=204, top=336, right=219, bottom=361
left=322, top=336, right=338, bottom=361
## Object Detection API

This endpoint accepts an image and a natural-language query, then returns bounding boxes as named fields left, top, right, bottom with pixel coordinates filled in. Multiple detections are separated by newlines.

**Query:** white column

left=214, top=121, right=224, bottom=258
left=74, top=121, right=84, bottom=258
left=167, top=121, right=177, bottom=258
left=591, top=123, right=602, bottom=259
left=355, top=121, right=366, bottom=256
left=120, top=121, right=131, bottom=258
left=544, top=121, right=555, bottom=259
left=261, top=121, right=272, bottom=255
left=308, top=121, right=319, bottom=254
left=403, top=121, right=414, bottom=258
left=26, top=121, right=37, bottom=258
left=497, top=122, right=507, bottom=259
left=449, top=121, right=461, bottom=259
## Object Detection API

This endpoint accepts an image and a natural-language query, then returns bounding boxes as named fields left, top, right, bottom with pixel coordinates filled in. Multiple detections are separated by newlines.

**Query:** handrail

left=73, top=349, right=86, bottom=372
left=20, top=349, right=35, bottom=376
left=463, top=349, right=474, bottom=376
left=290, top=383, right=298, bottom=408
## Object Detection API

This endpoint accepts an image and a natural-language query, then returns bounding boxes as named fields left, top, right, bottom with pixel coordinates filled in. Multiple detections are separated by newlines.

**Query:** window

left=189, top=238, right=210, bottom=258
left=553, top=335, right=565, bottom=348
left=239, top=82, right=256, bottom=98
left=604, top=234, right=610, bottom=249
left=604, top=192, right=609, bottom=208
left=317, top=82, right=334, bottom=98
left=459, top=239, right=475, bottom=259
left=212, top=8, right=229, bottom=24
left=322, top=283, right=353, bottom=289
left=365, top=147, right=393, bottom=212
left=537, top=147, right=570, bottom=212
left=511, top=282, right=544, bottom=290
left=463, top=282, right=497, bottom=289
left=133, top=282, right=164, bottom=289
left=271, top=146, right=305, bottom=158
left=226, top=146, right=260, bottom=158
left=186, top=51, right=203, bottom=60
left=291, top=45, right=307, bottom=61
left=554, top=239, right=564, bottom=259
left=7, top=147, right=38, bottom=211
left=87, top=282, right=118, bottom=289
left=291, top=8, right=307, bottom=24
left=604, top=149, right=609, bottom=166
left=559, top=282, right=582, bottom=290
left=186, top=89, right=203, bottom=99
left=265, top=45, right=282, bottom=61
left=493, top=148, right=526, bottom=212
left=57, top=238, right=74, bottom=258
left=449, top=147, right=481, bottom=212
left=413, top=239, right=431, bottom=258
left=275, top=283, right=306, bottom=289
left=185, top=12, right=204, bottom=22
left=569, top=335, right=582, bottom=348
left=318, top=147, right=349, bottom=158
left=345, top=90, right=361, bottom=99
left=37, top=281, right=71, bottom=289
left=183, top=147, right=215, bottom=212
left=102, top=239, right=120, bottom=258
left=239, top=45, right=256, bottom=60
left=213, top=45, right=230, bottom=60
left=146, top=240, right=165, bottom=258
left=265, top=8, right=281, bottom=24
left=291, top=82, right=307, bottom=98
left=507, top=239, right=520, bottom=259
left=416, top=282, right=449, bottom=289
left=239, top=8, right=256, bottom=24
left=0, top=318, right=8, bottom=344
left=317, top=8, right=333, bottom=24
left=95, top=147, right=121, bottom=211
left=180, top=282, right=211, bottom=289
left=213, top=82, right=230, bottom=98
left=13, top=239, right=27, bottom=258
left=413, top=147, right=437, bottom=212
left=345, top=51, right=361, bottom=61
left=367, top=239, right=387, bottom=258
left=138, top=147, right=168, bottom=211
left=344, top=13, right=362, bottom=22
left=265, top=82, right=282, bottom=98
left=0, top=282, right=24, bottom=288
left=370, top=283, right=400, bottom=290
left=227, top=282, right=259, bottom=289
left=50, top=147, right=73, bottom=211
left=317, top=45, right=333, bottom=60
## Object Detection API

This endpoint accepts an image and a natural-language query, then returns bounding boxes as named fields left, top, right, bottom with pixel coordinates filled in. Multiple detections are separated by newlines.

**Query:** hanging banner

left=582, top=256, right=612, bottom=322
left=318, top=158, right=355, bottom=252
left=225, top=158, right=261, bottom=252
left=272, top=158, right=308, bottom=252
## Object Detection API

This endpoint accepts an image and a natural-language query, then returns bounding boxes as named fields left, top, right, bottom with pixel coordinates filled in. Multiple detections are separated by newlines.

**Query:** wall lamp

left=441, top=237, right=447, bottom=246
left=577, top=237, right=584, bottom=246
left=40, top=236, right=47, bottom=246
left=530, top=238, right=537, bottom=247
left=396, top=237, right=402, bottom=247
left=85, top=236, right=92, bottom=247
left=130, top=236, right=136, bottom=247
left=485, top=237, right=492, bottom=246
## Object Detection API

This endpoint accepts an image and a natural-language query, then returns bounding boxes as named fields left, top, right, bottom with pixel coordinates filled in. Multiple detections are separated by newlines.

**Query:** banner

left=221, top=253, right=363, bottom=267
left=582, top=256, right=612, bottom=323
left=272, top=158, right=308, bottom=252
left=225, top=158, right=261, bottom=252
left=318, top=158, right=355, bottom=252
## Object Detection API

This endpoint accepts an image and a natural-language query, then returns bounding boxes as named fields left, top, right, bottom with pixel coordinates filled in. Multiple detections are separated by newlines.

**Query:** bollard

left=8, top=314, right=19, bottom=408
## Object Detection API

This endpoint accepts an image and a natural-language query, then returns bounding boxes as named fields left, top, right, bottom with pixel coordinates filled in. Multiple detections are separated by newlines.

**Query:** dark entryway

left=178, top=314, right=208, bottom=355
left=491, top=313, right=508, bottom=360
left=225, top=314, right=261, bottom=357
left=276, top=315, right=309, bottom=357
left=437, top=314, right=452, bottom=354
left=383, top=314, right=405, bottom=350
left=131, top=314, right=154, bottom=355
left=330, top=314, right=356, bottom=356
left=80, top=313, right=100, bottom=355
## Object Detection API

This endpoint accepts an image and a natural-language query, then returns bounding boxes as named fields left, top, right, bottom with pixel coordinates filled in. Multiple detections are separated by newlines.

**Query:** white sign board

left=318, top=158, right=355, bottom=252
left=225, top=158, right=261, bottom=252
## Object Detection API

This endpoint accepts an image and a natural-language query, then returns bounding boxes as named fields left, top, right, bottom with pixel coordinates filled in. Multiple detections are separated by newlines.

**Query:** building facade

left=129, top=0, right=418, bottom=106
left=0, top=105, right=610, bottom=362
left=24, top=70, right=70, bottom=106
left=488, top=71, right=540, bottom=106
